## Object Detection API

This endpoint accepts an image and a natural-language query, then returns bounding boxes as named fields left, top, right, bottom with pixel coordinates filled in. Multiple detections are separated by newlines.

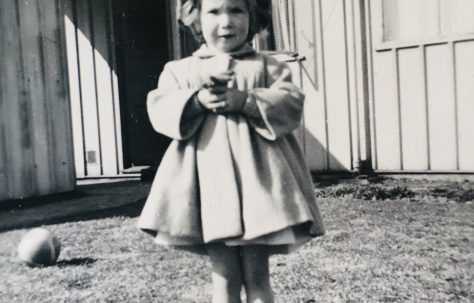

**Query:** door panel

left=398, top=48, right=429, bottom=170
left=425, top=44, right=457, bottom=170
left=372, top=50, right=401, bottom=170
left=455, top=41, right=474, bottom=170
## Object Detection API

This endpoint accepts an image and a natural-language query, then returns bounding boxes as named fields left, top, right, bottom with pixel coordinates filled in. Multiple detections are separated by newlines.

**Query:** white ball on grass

left=18, top=228, right=61, bottom=267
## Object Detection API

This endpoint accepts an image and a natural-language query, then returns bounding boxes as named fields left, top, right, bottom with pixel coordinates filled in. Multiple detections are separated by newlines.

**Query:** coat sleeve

left=147, top=62, right=205, bottom=140
left=247, top=57, right=305, bottom=141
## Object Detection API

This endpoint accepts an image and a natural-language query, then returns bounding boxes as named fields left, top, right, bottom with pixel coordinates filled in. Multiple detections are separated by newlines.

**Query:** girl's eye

left=206, top=9, right=219, bottom=15
left=230, top=8, right=245, bottom=14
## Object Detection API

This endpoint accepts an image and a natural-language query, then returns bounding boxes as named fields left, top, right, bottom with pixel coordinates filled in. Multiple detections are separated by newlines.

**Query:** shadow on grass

left=0, top=181, right=147, bottom=211
left=0, top=198, right=146, bottom=233
left=56, top=257, right=97, bottom=268
left=0, top=180, right=151, bottom=232
left=47, top=198, right=146, bottom=223
left=0, top=190, right=87, bottom=212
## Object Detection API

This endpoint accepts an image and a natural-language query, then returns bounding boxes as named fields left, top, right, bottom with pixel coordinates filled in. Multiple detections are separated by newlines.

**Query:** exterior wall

left=292, top=0, right=474, bottom=173
left=367, top=0, right=474, bottom=172
left=0, top=0, right=75, bottom=201
left=53, top=0, right=474, bottom=177
left=64, top=0, right=124, bottom=178
left=62, top=0, right=474, bottom=175
left=292, top=0, right=369, bottom=171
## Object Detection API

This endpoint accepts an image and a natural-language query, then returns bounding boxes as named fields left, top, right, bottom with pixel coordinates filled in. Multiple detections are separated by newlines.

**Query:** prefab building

left=1, top=0, right=473, bottom=201
left=0, top=0, right=75, bottom=201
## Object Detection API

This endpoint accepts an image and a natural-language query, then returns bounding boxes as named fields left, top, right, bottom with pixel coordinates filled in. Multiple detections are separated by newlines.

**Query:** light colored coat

left=137, top=45, right=325, bottom=252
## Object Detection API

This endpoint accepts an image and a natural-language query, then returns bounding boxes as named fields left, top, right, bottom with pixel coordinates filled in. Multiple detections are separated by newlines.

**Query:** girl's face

left=200, top=0, right=250, bottom=53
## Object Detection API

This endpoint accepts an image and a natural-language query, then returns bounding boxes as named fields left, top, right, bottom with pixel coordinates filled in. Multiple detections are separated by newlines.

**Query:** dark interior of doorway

left=112, top=0, right=171, bottom=170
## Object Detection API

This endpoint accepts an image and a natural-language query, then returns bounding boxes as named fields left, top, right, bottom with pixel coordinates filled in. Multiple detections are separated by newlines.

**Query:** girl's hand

left=197, top=86, right=247, bottom=114
left=196, top=86, right=228, bottom=112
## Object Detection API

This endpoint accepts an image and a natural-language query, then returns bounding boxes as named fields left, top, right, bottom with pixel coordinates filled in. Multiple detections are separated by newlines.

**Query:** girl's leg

left=207, top=244, right=242, bottom=303
left=241, top=245, right=274, bottom=303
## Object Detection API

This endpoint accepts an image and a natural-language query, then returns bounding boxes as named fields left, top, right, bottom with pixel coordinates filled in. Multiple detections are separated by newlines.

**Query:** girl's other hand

left=219, top=88, right=247, bottom=113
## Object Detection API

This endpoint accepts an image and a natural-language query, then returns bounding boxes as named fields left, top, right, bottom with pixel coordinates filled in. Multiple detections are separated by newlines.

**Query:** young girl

left=137, top=0, right=325, bottom=301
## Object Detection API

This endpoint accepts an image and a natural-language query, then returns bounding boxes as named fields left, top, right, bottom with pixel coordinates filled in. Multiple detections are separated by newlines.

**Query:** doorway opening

left=113, top=0, right=172, bottom=171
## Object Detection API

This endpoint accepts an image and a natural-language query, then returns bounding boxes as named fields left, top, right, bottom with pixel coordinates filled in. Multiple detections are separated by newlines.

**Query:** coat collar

left=193, top=43, right=256, bottom=59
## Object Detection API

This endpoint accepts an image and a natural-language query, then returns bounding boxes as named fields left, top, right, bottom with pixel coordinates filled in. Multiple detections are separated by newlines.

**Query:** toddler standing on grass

left=137, top=0, right=325, bottom=302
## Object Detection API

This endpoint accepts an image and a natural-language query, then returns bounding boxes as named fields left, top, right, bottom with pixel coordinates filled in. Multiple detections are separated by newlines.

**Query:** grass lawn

left=0, top=177, right=473, bottom=302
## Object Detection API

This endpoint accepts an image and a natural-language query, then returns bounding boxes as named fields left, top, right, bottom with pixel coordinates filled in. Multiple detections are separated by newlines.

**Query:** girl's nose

left=218, top=13, right=233, bottom=27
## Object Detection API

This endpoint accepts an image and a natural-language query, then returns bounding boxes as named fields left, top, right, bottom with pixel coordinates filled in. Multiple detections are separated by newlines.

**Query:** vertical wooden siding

left=368, top=0, right=474, bottom=172
left=64, top=0, right=124, bottom=178
left=292, top=0, right=369, bottom=171
left=456, top=42, right=474, bottom=170
left=293, top=0, right=330, bottom=170
left=0, top=0, right=75, bottom=201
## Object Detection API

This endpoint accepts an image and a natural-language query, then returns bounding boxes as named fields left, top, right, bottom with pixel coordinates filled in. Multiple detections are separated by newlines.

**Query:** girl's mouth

left=219, top=34, right=235, bottom=39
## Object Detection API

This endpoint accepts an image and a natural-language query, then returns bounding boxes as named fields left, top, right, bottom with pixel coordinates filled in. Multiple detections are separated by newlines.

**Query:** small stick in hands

left=202, top=71, right=234, bottom=89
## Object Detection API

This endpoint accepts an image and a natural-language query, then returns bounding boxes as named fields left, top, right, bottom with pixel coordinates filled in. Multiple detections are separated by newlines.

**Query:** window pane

left=440, top=0, right=474, bottom=36
left=383, top=0, right=438, bottom=42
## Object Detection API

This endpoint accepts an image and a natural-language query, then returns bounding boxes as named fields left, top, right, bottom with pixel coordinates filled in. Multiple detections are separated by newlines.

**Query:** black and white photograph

left=0, top=0, right=473, bottom=302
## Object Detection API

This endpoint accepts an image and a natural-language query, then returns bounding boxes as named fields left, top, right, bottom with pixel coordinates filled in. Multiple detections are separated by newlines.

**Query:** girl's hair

left=178, top=0, right=272, bottom=44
